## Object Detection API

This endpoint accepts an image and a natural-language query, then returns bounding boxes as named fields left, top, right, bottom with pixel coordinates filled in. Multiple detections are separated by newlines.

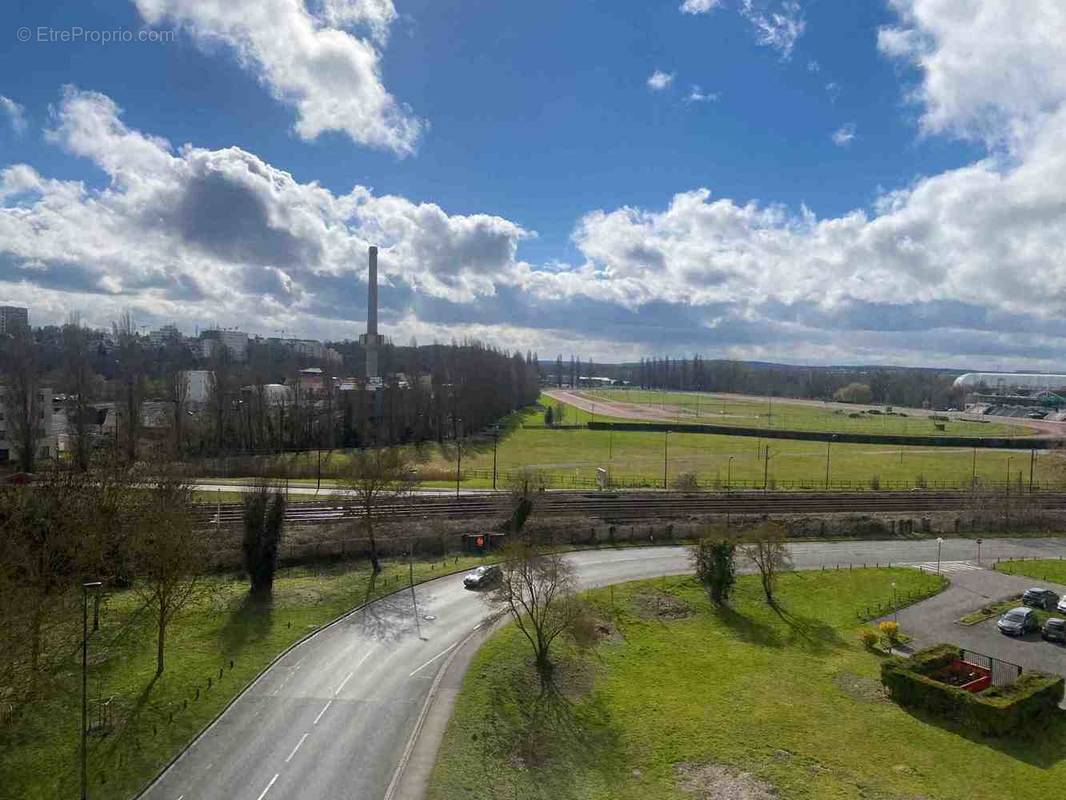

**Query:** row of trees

left=612, top=356, right=965, bottom=410
left=1, top=316, right=541, bottom=471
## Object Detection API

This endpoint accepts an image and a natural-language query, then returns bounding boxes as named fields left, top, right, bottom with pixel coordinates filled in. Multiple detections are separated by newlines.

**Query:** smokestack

left=367, top=245, right=378, bottom=336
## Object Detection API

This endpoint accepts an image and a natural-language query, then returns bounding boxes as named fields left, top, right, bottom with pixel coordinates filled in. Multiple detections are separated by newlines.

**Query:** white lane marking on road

left=255, top=774, right=279, bottom=800
left=335, top=671, right=355, bottom=696
left=285, top=733, right=309, bottom=763
left=313, top=699, right=333, bottom=725
left=909, top=561, right=983, bottom=573
left=409, top=642, right=458, bottom=677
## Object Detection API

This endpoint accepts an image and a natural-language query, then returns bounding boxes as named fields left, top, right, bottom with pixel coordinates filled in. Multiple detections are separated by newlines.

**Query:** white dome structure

left=953, top=372, right=1066, bottom=392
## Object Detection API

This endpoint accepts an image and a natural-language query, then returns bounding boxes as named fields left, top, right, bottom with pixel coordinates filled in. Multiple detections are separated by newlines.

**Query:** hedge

left=881, top=644, right=1064, bottom=737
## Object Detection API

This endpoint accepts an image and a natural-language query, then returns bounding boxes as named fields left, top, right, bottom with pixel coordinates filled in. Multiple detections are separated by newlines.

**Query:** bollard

left=194, top=688, right=199, bottom=700
left=230, top=658, right=234, bottom=669
left=219, top=667, right=224, bottom=679
left=207, top=677, right=212, bottom=689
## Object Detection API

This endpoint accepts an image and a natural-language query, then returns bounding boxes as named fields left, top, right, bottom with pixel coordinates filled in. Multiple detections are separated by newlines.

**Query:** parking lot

left=890, top=563, right=1066, bottom=685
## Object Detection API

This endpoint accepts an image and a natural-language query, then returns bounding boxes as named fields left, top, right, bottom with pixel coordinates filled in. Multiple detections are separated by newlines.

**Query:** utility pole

left=608, top=425, right=613, bottom=461
left=663, top=430, right=670, bottom=490
left=82, top=580, right=102, bottom=800
left=971, top=447, right=977, bottom=492
left=824, top=437, right=832, bottom=490
left=1029, top=448, right=1035, bottom=493
left=492, top=424, right=499, bottom=491
left=455, top=419, right=463, bottom=500
left=763, top=445, right=770, bottom=490
left=727, top=456, right=734, bottom=493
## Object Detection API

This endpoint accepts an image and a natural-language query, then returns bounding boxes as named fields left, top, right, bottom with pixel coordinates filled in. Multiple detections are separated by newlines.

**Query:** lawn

left=411, top=401, right=1066, bottom=491
left=428, top=567, right=1066, bottom=800
left=581, top=388, right=1025, bottom=437
left=0, top=553, right=491, bottom=800
left=995, top=558, right=1066, bottom=584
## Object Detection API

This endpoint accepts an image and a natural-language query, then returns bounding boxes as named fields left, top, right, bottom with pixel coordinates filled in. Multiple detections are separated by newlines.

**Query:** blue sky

left=2, top=1, right=1065, bottom=368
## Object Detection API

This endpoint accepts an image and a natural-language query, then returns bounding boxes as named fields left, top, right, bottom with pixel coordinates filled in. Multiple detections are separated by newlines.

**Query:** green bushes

left=881, top=644, right=1064, bottom=737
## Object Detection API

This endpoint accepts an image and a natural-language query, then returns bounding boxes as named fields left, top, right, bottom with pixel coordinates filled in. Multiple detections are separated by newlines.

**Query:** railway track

left=195, top=490, right=1066, bottom=528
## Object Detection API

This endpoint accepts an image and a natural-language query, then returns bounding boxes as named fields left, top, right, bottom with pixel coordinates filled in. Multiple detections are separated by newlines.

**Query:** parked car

left=1042, top=617, right=1066, bottom=643
left=998, top=606, right=1040, bottom=636
left=1055, top=595, right=1066, bottom=614
left=463, top=565, right=501, bottom=589
left=1023, top=587, right=1059, bottom=610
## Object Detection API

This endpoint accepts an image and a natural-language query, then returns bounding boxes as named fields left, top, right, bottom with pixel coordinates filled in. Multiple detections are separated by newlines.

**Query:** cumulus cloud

left=0, top=96, right=26, bottom=135
left=831, top=122, right=856, bottom=146
left=0, top=87, right=528, bottom=338
left=647, top=70, right=675, bottom=91
left=878, top=0, right=1066, bottom=147
left=133, top=0, right=422, bottom=155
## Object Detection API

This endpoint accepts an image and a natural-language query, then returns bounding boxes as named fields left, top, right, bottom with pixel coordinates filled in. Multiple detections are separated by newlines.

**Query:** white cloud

left=685, top=85, right=720, bottom=104
left=133, top=0, right=423, bottom=155
left=679, top=0, right=722, bottom=13
left=647, top=70, right=675, bottom=91
left=825, top=81, right=841, bottom=102
left=878, top=0, right=1066, bottom=147
left=0, top=96, right=26, bottom=135
left=831, top=122, right=856, bottom=146
left=739, top=0, right=805, bottom=58
left=0, top=88, right=528, bottom=339
left=807, top=59, right=820, bottom=73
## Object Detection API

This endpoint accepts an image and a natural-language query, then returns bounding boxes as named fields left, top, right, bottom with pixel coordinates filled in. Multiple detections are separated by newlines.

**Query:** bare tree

left=490, top=540, right=582, bottom=688
left=62, top=317, right=96, bottom=471
left=1, top=328, right=44, bottom=473
left=740, top=521, right=792, bottom=607
left=242, top=481, right=286, bottom=599
left=132, top=473, right=203, bottom=676
left=338, top=448, right=417, bottom=573
left=112, top=311, right=144, bottom=462
left=166, top=367, right=190, bottom=459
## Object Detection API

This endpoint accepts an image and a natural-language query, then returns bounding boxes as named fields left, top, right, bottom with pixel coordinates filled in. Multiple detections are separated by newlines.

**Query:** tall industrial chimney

left=360, top=245, right=383, bottom=381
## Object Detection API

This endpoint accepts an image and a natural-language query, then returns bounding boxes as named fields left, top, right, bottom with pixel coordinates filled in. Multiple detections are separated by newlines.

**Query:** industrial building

left=953, top=372, right=1066, bottom=393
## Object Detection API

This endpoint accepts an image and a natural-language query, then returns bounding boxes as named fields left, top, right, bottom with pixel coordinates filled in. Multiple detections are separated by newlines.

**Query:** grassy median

left=994, top=558, right=1066, bottom=584
left=427, top=566, right=1066, bottom=800
left=0, top=554, right=489, bottom=800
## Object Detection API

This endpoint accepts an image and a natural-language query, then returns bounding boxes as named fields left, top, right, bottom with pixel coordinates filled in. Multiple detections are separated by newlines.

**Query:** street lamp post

left=936, top=536, right=944, bottom=575
left=82, top=580, right=102, bottom=800
left=1029, top=448, right=1035, bottom=493
left=892, top=581, right=898, bottom=623
left=727, top=456, right=734, bottom=493
left=824, top=437, right=833, bottom=491
left=1006, top=456, right=1013, bottom=496
left=763, top=445, right=771, bottom=491
left=971, top=447, right=977, bottom=491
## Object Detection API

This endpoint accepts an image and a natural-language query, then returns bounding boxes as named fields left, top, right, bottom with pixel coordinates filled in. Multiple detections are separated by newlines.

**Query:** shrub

left=878, top=621, right=901, bottom=647
left=881, top=644, right=1065, bottom=737
left=859, top=628, right=880, bottom=649
left=869, top=474, right=881, bottom=490
left=672, top=472, right=700, bottom=492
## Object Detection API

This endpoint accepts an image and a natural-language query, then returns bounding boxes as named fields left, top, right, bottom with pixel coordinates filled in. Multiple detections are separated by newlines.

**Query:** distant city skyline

left=3, top=2, right=1066, bottom=371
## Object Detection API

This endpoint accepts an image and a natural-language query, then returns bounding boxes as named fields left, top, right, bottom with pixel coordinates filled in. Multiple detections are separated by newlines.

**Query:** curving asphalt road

left=140, top=536, right=1066, bottom=800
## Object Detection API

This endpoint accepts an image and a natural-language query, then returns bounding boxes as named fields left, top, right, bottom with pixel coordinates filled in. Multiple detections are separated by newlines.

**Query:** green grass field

left=411, top=401, right=1066, bottom=491
left=0, top=554, right=490, bottom=800
left=581, top=388, right=1025, bottom=437
left=995, top=559, right=1066, bottom=584
left=187, top=397, right=1066, bottom=494
left=427, top=567, right=1066, bottom=800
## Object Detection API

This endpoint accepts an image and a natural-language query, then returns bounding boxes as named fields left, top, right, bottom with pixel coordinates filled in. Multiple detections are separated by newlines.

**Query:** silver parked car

left=998, top=606, right=1039, bottom=636
left=463, top=565, right=501, bottom=589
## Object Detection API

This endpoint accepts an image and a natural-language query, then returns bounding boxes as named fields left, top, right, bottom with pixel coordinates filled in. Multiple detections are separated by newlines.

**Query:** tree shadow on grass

left=771, top=605, right=845, bottom=655
left=711, top=605, right=784, bottom=648
left=897, top=704, right=1066, bottom=769
left=484, top=658, right=626, bottom=800
left=219, top=594, right=274, bottom=655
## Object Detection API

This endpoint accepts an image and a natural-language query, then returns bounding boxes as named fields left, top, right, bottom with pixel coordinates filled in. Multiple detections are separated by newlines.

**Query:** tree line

left=0, top=316, right=541, bottom=471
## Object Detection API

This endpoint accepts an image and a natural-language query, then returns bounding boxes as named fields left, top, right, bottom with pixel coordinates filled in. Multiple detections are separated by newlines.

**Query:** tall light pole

left=727, top=456, right=734, bottom=493
left=663, top=430, right=670, bottom=490
left=763, top=445, right=771, bottom=491
left=491, top=424, right=500, bottom=491
left=608, top=424, right=613, bottom=462
left=1029, top=448, right=1035, bottom=493
left=971, top=447, right=977, bottom=491
left=824, top=436, right=833, bottom=490
left=82, top=580, right=102, bottom=800
left=936, top=536, right=944, bottom=575
left=455, top=419, right=463, bottom=500
left=1006, top=455, right=1013, bottom=496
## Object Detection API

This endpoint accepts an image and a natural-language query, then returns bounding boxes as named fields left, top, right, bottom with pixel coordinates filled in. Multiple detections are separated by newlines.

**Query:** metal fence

left=959, top=648, right=1022, bottom=687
